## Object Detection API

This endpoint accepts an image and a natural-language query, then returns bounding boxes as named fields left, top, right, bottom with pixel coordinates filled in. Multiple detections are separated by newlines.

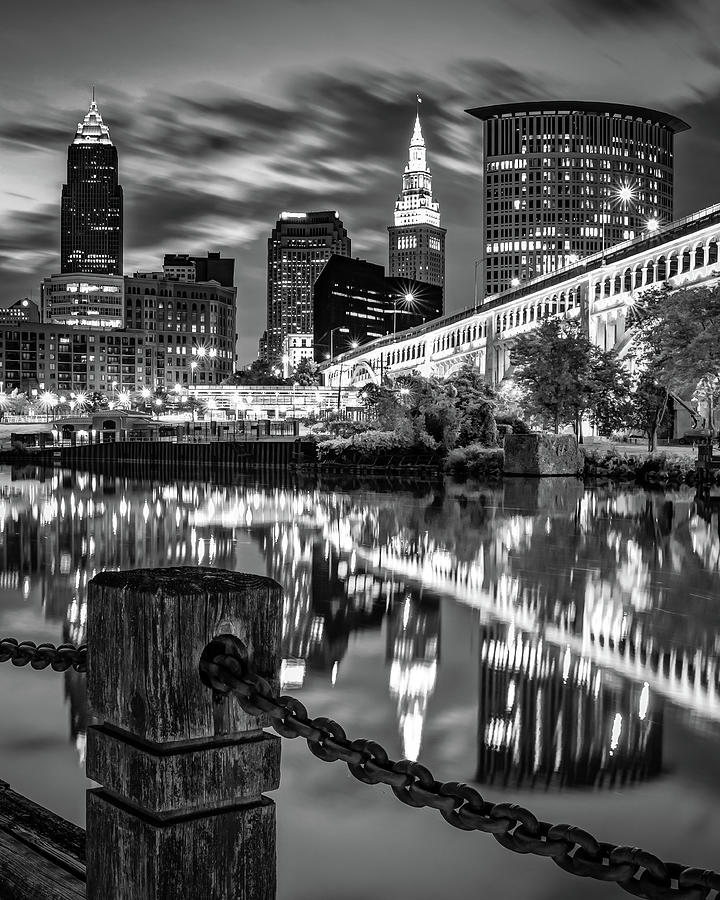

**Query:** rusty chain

left=0, top=638, right=87, bottom=673
left=200, top=635, right=720, bottom=900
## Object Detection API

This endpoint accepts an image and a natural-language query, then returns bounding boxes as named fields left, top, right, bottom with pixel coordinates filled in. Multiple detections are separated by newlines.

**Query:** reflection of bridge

left=322, top=202, right=720, bottom=387
left=477, top=623, right=662, bottom=789
left=340, top=531, right=720, bottom=725
left=4, top=471, right=720, bottom=769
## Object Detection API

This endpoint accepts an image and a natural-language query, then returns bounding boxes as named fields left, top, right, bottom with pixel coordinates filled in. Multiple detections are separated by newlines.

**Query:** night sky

left=2, top=0, right=720, bottom=362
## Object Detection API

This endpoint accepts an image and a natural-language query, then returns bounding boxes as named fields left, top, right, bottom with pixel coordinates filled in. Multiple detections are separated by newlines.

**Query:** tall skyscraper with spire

left=388, top=107, right=446, bottom=292
left=60, top=96, right=123, bottom=275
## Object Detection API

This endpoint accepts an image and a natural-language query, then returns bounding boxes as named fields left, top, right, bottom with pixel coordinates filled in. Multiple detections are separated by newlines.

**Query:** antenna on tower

left=92, top=84, right=95, bottom=104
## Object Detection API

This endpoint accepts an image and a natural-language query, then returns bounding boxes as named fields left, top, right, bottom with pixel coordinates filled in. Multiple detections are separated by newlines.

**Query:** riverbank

left=0, top=435, right=706, bottom=488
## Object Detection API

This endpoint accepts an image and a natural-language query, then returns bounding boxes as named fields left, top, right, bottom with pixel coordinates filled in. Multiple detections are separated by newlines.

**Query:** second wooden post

left=85, top=567, right=282, bottom=899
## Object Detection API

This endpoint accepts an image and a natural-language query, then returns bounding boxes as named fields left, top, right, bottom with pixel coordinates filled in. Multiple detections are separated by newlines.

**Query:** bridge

left=322, top=201, right=720, bottom=388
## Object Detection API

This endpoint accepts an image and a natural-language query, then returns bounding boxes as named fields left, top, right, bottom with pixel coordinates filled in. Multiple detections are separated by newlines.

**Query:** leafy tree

left=631, top=284, right=720, bottom=439
left=512, top=319, right=627, bottom=442
left=225, top=359, right=288, bottom=386
left=626, top=373, right=671, bottom=452
left=457, top=401, right=498, bottom=447
left=88, top=391, right=109, bottom=411
left=448, top=366, right=498, bottom=446
left=358, top=368, right=499, bottom=450
left=293, top=358, right=320, bottom=386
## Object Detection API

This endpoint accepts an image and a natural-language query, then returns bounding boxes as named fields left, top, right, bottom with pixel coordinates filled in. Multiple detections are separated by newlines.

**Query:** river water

left=0, top=465, right=719, bottom=898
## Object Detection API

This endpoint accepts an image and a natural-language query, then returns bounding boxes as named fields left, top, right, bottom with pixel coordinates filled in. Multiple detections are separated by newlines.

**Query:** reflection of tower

left=261, top=521, right=390, bottom=687
left=477, top=623, right=663, bottom=789
left=385, top=593, right=440, bottom=761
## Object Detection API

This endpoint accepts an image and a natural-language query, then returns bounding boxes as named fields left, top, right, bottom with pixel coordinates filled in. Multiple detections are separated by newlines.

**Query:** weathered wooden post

left=85, top=567, right=281, bottom=899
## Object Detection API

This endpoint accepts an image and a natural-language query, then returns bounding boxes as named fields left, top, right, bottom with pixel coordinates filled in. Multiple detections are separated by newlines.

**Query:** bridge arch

left=348, top=360, right=379, bottom=386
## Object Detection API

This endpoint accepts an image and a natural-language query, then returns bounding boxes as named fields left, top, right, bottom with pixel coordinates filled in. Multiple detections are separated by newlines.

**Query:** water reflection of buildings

left=261, top=522, right=391, bottom=686
left=478, top=623, right=662, bottom=789
left=386, top=594, right=440, bottom=761
left=3, top=468, right=720, bottom=782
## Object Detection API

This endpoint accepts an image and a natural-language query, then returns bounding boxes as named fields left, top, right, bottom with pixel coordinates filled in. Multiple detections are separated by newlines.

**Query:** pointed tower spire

left=411, top=112, right=424, bottom=148
left=388, top=104, right=446, bottom=293
left=73, top=96, right=112, bottom=145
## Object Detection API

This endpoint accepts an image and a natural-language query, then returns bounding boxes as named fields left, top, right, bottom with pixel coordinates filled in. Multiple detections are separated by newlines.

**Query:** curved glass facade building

left=466, top=101, right=690, bottom=299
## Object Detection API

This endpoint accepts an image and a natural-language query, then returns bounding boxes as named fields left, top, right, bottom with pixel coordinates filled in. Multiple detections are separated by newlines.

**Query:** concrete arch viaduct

left=321, top=202, right=720, bottom=390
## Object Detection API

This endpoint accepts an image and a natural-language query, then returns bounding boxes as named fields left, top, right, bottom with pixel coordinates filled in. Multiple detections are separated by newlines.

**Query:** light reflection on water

left=1, top=466, right=720, bottom=898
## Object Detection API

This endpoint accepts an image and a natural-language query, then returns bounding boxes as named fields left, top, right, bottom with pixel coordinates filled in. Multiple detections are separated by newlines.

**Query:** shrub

left=316, top=430, right=437, bottom=466
left=495, top=413, right=531, bottom=435
left=446, top=444, right=504, bottom=481
left=583, top=449, right=696, bottom=485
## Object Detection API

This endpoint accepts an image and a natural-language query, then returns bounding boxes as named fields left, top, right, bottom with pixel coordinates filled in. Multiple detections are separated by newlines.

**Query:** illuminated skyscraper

left=265, top=211, right=351, bottom=361
left=388, top=110, right=446, bottom=292
left=466, top=101, right=689, bottom=299
left=60, top=97, right=123, bottom=275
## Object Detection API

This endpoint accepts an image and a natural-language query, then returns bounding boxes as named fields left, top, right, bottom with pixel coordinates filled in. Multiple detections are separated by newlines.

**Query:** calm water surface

left=1, top=465, right=719, bottom=898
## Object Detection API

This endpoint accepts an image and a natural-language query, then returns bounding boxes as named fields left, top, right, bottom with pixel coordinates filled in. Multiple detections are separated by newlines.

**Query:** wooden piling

left=85, top=567, right=282, bottom=900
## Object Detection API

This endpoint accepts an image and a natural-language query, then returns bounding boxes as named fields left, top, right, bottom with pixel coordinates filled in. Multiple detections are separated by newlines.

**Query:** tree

left=293, top=358, right=319, bottom=386
left=626, top=372, right=671, bottom=452
left=358, top=368, right=499, bottom=450
left=88, top=391, right=109, bottom=411
left=225, top=359, right=287, bottom=386
left=631, top=284, right=720, bottom=439
left=447, top=366, right=498, bottom=446
left=512, top=318, right=628, bottom=442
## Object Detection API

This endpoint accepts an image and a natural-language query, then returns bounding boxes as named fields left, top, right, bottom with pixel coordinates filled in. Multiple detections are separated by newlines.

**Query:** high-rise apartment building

left=60, top=97, right=123, bottom=275
left=466, top=100, right=689, bottom=299
left=125, top=273, right=236, bottom=385
left=388, top=112, right=446, bottom=293
left=0, top=272, right=236, bottom=394
left=265, top=211, right=351, bottom=361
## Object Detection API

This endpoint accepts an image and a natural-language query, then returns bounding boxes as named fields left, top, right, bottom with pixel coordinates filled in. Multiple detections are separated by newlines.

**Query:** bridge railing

left=1, top=567, right=719, bottom=899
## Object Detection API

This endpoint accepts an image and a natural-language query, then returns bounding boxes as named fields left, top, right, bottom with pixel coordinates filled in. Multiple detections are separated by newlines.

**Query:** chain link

left=0, top=638, right=87, bottom=673
left=200, top=638, right=720, bottom=900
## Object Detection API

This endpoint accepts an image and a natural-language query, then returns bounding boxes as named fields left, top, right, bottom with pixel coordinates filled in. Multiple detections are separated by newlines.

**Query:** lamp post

left=336, top=364, right=344, bottom=411
left=392, top=292, right=416, bottom=339
left=330, top=326, right=348, bottom=360
left=600, top=180, right=640, bottom=263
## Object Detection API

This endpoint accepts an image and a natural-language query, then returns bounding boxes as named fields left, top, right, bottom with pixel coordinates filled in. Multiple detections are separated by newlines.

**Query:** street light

left=318, top=326, right=350, bottom=361
left=39, top=390, right=58, bottom=422
left=392, top=292, right=417, bottom=338
left=645, top=217, right=660, bottom=234
left=601, top=179, right=638, bottom=261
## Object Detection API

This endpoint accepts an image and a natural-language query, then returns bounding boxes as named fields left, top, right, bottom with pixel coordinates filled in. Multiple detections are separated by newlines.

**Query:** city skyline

left=2, top=1, right=720, bottom=362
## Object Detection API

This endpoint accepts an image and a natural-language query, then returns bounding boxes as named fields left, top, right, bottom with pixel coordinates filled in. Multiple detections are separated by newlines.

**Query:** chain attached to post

left=0, top=638, right=87, bottom=672
left=200, top=635, right=720, bottom=900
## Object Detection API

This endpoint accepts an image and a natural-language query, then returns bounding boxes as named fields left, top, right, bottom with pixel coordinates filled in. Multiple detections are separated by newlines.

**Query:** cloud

left=554, top=0, right=692, bottom=25
left=0, top=59, right=570, bottom=361
left=674, top=87, right=720, bottom=215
